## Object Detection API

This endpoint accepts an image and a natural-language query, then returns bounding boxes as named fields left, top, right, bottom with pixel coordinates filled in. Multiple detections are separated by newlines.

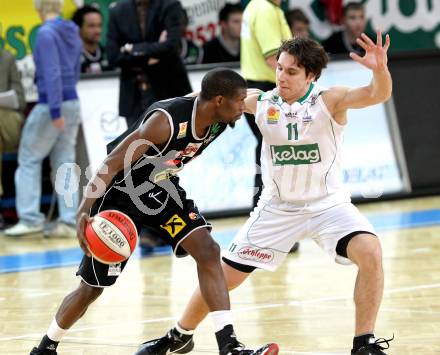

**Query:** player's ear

left=307, top=72, right=316, bottom=84
left=214, top=95, right=224, bottom=107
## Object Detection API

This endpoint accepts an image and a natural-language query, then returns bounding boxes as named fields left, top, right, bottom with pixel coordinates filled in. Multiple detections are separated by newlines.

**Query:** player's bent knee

left=348, top=234, right=382, bottom=267
left=193, top=239, right=221, bottom=266
left=77, top=281, right=104, bottom=303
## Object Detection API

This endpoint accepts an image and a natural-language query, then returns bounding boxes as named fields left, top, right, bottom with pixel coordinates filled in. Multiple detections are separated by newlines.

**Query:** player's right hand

left=77, top=212, right=93, bottom=257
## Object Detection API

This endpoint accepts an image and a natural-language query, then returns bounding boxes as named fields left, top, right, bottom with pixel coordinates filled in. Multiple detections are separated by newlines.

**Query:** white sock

left=175, top=322, right=194, bottom=335
left=47, top=318, right=67, bottom=342
left=210, top=310, right=233, bottom=332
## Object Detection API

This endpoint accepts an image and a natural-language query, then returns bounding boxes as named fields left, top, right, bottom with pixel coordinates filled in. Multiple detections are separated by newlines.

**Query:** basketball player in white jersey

left=139, top=31, right=393, bottom=355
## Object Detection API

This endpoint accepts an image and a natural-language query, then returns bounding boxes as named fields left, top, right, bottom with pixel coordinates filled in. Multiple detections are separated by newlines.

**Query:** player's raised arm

left=326, top=30, right=392, bottom=118
left=244, top=88, right=262, bottom=115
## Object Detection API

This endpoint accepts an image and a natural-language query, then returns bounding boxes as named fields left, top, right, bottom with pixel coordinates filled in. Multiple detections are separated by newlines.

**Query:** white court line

left=292, top=303, right=440, bottom=316
left=282, top=352, right=345, bottom=355
left=0, top=316, right=176, bottom=341
left=2, top=281, right=440, bottom=343
left=384, top=283, right=440, bottom=294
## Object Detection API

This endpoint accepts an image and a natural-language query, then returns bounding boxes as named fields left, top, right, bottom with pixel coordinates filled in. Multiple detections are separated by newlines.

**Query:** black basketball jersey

left=107, top=96, right=228, bottom=186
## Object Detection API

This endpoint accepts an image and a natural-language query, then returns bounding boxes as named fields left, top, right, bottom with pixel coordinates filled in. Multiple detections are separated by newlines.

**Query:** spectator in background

left=0, top=48, right=26, bottom=229
left=202, top=3, right=243, bottom=64
left=72, top=5, right=112, bottom=74
left=286, top=8, right=311, bottom=38
left=180, top=8, right=203, bottom=65
left=322, top=2, right=367, bottom=56
left=5, top=0, right=82, bottom=238
left=107, top=0, right=192, bottom=127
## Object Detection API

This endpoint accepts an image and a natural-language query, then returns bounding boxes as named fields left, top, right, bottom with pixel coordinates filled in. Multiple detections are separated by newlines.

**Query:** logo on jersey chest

left=177, top=122, right=188, bottom=139
left=176, top=143, right=203, bottom=159
left=267, top=106, right=280, bottom=124
left=203, top=123, right=222, bottom=145
left=285, top=111, right=298, bottom=119
left=270, top=144, right=321, bottom=165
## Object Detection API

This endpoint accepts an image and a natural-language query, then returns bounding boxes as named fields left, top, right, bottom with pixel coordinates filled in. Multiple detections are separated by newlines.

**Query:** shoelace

left=226, top=341, right=251, bottom=354
left=370, top=334, right=394, bottom=350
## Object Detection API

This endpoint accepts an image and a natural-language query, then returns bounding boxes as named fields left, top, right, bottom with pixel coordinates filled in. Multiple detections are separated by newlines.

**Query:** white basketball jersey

left=256, top=84, right=350, bottom=205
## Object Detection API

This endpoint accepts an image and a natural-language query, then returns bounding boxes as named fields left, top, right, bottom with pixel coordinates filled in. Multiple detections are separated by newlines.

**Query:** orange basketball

left=85, top=210, right=138, bottom=264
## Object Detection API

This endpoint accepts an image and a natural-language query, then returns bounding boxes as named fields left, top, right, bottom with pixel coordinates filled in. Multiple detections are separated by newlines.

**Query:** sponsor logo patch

left=153, top=161, right=184, bottom=182
left=237, top=246, right=274, bottom=263
left=160, top=214, right=186, bottom=237
left=107, top=263, right=122, bottom=276
left=267, top=106, right=280, bottom=124
left=176, top=143, right=203, bottom=159
left=309, top=93, right=319, bottom=106
left=302, top=113, right=312, bottom=122
left=285, top=111, right=298, bottom=119
left=188, top=212, right=199, bottom=220
left=270, top=144, right=321, bottom=165
left=177, top=122, right=188, bottom=139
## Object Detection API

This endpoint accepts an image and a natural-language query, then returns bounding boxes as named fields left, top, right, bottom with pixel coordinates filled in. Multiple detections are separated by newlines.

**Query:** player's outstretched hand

left=77, top=212, right=93, bottom=257
left=350, top=29, right=390, bottom=71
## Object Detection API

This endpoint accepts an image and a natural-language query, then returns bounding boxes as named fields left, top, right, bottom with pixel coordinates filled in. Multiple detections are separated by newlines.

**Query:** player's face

left=217, top=88, right=247, bottom=123
left=81, top=13, right=102, bottom=44
left=343, top=9, right=366, bottom=39
left=276, top=52, right=314, bottom=102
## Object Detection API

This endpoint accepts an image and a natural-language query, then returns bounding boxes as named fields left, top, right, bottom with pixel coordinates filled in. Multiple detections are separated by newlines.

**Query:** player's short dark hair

left=276, top=38, right=328, bottom=80
left=219, top=3, right=243, bottom=22
left=343, top=2, right=365, bottom=17
left=72, top=5, right=102, bottom=28
left=200, top=68, right=247, bottom=101
left=286, top=8, right=310, bottom=27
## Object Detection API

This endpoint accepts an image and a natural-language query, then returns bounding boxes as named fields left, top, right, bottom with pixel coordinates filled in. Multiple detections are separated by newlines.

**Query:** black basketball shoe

left=351, top=335, right=394, bottom=355
left=220, top=340, right=279, bottom=355
left=134, top=328, right=194, bottom=355
left=30, top=347, right=57, bottom=355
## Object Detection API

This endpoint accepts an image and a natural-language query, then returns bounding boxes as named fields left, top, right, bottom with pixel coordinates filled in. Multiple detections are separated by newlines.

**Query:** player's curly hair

left=200, top=68, right=247, bottom=101
left=277, top=38, right=329, bottom=80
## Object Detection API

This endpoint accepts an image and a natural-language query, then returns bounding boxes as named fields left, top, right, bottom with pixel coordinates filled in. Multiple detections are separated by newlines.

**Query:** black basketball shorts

left=76, top=179, right=211, bottom=287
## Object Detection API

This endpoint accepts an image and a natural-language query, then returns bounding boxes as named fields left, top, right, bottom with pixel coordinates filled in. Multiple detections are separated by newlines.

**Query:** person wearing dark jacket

left=106, top=0, right=192, bottom=127
left=202, top=3, right=243, bottom=64
left=5, top=0, right=82, bottom=238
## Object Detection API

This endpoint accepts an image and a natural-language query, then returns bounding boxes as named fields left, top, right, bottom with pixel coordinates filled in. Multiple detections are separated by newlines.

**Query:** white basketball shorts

left=223, top=201, right=376, bottom=271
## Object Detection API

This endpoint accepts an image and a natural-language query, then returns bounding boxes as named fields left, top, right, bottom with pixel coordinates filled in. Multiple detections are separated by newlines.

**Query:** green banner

left=296, top=0, right=440, bottom=52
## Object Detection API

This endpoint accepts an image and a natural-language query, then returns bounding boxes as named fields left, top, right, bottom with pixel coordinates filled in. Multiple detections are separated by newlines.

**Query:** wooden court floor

left=1, top=196, right=440, bottom=354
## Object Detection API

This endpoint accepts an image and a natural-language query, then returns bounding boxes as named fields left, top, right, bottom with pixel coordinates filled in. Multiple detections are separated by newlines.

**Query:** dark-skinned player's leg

left=181, top=228, right=230, bottom=311
left=134, top=228, right=279, bottom=355
left=30, top=282, right=104, bottom=354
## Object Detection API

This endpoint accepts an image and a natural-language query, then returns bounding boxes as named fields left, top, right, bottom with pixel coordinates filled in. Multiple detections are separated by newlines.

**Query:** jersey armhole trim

left=318, top=94, right=345, bottom=128
left=141, top=108, right=175, bottom=157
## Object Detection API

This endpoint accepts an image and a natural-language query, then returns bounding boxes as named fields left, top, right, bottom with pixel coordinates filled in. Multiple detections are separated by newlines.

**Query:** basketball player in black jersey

left=30, top=69, right=279, bottom=355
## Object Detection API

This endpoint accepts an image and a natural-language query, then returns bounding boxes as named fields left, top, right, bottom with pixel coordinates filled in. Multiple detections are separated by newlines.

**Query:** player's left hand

left=350, top=30, right=390, bottom=71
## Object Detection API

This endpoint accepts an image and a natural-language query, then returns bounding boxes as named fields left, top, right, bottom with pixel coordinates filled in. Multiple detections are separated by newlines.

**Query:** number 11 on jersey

left=286, top=123, right=299, bottom=140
